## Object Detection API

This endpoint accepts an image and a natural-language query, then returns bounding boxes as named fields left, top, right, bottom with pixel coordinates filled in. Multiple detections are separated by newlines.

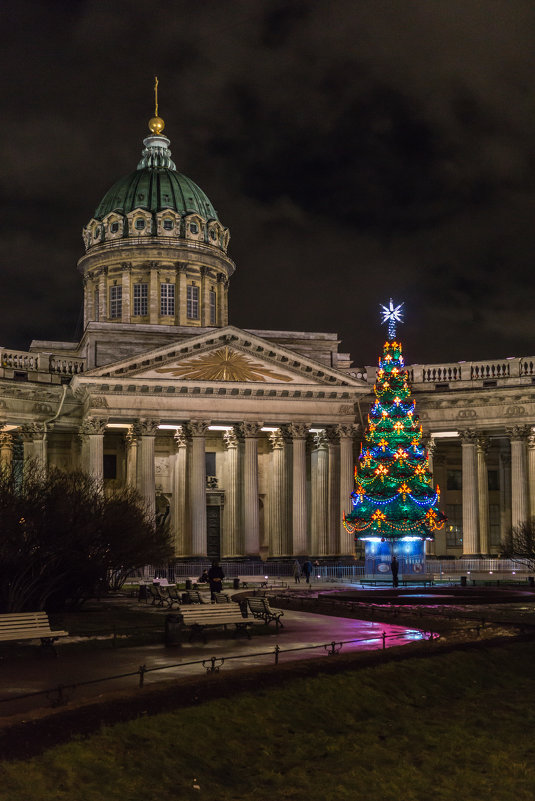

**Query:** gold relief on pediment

left=155, top=346, right=294, bottom=383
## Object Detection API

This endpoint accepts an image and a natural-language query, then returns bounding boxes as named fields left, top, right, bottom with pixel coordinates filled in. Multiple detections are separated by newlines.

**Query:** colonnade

left=74, top=417, right=359, bottom=559
left=430, top=426, right=535, bottom=555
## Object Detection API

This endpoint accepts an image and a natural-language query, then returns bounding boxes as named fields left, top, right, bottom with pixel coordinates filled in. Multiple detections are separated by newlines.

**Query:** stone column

left=528, top=434, right=535, bottom=519
left=460, top=429, right=479, bottom=555
left=268, top=429, right=287, bottom=557
left=337, top=424, right=358, bottom=557
left=477, top=436, right=490, bottom=555
left=0, top=430, right=14, bottom=472
left=121, top=266, right=131, bottom=322
left=125, top=423, right=140, bottom=489
left=223, top=428, right=240, bottom=557
left=171, top=428, right=188, bottom=557
left=499, top=451, right=512, bottom=545
left=79, top=417, right=108, bottom=482
left=149, top=264, right=159, bottom=325
left=138, top=419, right=159, bottom=518
left=326, top=427, right=340, bottom=555
left=239, top=422, right=262, bottom=557
left=311, top=430, right=329, bottom=556
left=286, top=423, right=309, bottom=556
left=186, top=420, right=209, bottom=557
left=507, top=426, right=530, bottom=530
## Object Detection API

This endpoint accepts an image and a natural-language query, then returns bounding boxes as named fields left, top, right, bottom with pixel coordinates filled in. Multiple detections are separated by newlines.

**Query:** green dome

left=94, top=132, right=219, bottom=221
left=94, top=167, right=218, bottom=221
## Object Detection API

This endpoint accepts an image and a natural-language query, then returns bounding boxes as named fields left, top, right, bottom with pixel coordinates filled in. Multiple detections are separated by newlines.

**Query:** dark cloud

left=1, top=0, right=535, bottom=367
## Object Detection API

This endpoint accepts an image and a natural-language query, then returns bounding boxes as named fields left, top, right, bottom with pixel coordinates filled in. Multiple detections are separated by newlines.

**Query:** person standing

left=391, top=555, right=399, bottom=588
left=303, top=559, right=313, bottom=584
left=292, top=560, right=301, bottom=584
left=208, top=560, right=225, bottom=600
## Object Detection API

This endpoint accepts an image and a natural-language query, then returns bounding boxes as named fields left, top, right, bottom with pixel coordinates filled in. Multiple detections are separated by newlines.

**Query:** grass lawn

left=1, top=639, right=534, bottom=800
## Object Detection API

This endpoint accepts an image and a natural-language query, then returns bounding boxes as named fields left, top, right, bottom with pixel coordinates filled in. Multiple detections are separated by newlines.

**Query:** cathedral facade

left=1, top=114, right=534, bottom=561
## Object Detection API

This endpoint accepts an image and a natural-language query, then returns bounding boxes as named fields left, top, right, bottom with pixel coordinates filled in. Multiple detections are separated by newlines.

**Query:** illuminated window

left=445, top=504, right=462, bottom=547
left=187, top=284, right=199, bottom=319
left=209, top=288, right=216, bottom=325
left=133, top=283, right=148, bottom=316
left=109, top=285, right=122, bottom=319
left=160, top=283, right=175, bottom=316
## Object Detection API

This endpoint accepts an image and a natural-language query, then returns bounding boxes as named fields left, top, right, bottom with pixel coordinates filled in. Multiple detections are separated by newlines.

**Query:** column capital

left=20, top=422, right=47, bottom=441
left=185, top=420, right=210, bottom=438
left=528, top=433, right=535, bottom=450
left=506, top=425, right=530, bottom=442
left=237, top=422, right=263, bottom=438
left=313, top=430, right=328, bottom=450
left=477, top=435, right=490, bottom=453
left=268, top=429, right=286, bottom=450
left=79, top=416, right=108, bottom=436
left=0, top=430, right=14, bottom=450
left=335, top=423, right=359, bottom=440
left=138, top=418, right=160, bottom=436
left=284, top=422, right=309, bottom=439
left=174, top=427, right=187, bottom=448
left=459, top=428, right=478, bottom=444
left=224, top=428, right=240, bottom=449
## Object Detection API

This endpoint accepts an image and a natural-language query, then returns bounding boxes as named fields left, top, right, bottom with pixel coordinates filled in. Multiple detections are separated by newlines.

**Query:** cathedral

left=1, top=105, right=534, bottom=562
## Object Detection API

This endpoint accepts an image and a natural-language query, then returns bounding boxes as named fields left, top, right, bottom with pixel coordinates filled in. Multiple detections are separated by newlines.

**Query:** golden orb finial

left=149, top=76, right=165, bottom=134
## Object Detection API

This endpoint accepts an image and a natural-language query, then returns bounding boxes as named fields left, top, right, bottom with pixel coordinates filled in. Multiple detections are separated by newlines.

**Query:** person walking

left=208, top=560, right=225, bottom=600
left=303, top=559, right=313, bottom=584
left=292, top=560, right=301, bottom=584
left=391, top=555, right=399, bottom=588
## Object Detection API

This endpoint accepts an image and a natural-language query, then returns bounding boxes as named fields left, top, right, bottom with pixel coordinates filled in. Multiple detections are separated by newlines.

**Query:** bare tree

left=0, top=463, right=173, bottom=612
left=502, top=519, right=535, bottom=572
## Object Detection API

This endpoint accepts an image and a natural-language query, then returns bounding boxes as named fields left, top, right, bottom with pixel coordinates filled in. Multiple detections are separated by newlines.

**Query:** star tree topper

left=380, top=299, right=404, bottom=340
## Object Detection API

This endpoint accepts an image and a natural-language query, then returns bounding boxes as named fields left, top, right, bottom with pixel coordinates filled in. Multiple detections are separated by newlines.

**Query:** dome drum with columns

left=79, top=117, right=233, bottom=331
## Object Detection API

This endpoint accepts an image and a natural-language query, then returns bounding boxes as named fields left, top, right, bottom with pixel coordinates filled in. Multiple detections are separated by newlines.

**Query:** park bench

left=177, top=605, right=252, bottom=642
left=183, top=590, right=210, bottom=605
left=245, top=597, right=284, bottom=630
left=213, top=592, right=232, bottom=604
left=0, top=612, right=69, bottom=654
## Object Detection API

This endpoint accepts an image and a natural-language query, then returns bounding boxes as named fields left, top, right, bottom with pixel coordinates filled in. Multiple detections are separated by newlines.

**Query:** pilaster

left=459, top=429, right=479, bottom=555
left=185, top=420, right=209, bottom=556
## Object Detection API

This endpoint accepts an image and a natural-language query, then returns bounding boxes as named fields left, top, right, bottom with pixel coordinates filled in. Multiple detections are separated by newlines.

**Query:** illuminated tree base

left=364, top=538, right=425, bottom=578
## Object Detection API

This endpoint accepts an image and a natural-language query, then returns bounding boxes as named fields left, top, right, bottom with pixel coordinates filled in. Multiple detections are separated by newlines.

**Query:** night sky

left=2, top=0, right=535, bottom=369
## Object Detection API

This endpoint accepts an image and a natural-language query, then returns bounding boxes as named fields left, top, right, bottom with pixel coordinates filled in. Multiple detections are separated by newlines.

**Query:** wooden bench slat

left=0, top=612, right=69, bottom=648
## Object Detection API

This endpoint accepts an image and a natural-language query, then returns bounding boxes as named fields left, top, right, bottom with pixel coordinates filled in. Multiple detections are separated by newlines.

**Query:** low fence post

left=382, top=632, right=386, bottom=650
left=138, top=664, right=146, bottom=688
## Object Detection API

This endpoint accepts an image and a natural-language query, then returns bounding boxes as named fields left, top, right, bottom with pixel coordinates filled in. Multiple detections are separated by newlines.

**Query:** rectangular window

left=187, top=284, right=199, bottom=319
left=205, top=451, right=216, bottom=477
left=446, top=469, right=462, bottom=491
left=94, top=288, right=100, bottom=322
left=209, top=288, right=216, bottom=325
left=160, top=283, right=175, bottom=316
left=109, top=285, right=122, bottom=319
left=133, top=283, right=148, bottom=316
left=489, top=503, right=501, bottom=549
left=103, top=454, right=117, bottom=480
left=445, top=504, right=463, bottom=548
left=488, top=469, right=499, bottom=491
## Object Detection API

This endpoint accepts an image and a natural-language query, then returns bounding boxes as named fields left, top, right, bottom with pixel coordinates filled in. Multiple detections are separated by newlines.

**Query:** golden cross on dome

left=148, top=76, right=165, bottom=135
left=154, top=76, right=159, bottom=117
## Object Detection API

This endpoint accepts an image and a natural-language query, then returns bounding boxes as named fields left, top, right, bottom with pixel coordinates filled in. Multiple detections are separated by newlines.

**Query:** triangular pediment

left=85, top=326, right=366, bottom=387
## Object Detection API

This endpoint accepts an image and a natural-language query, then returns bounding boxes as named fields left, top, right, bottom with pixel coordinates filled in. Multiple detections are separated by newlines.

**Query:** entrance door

left=206, top=506, right=221, bottom=561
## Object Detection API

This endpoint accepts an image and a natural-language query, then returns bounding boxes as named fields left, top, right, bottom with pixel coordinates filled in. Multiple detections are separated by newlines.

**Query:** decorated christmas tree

left=344, top=301, right=446, bottom=571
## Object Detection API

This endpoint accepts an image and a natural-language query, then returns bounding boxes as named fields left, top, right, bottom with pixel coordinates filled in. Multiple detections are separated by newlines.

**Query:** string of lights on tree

left=343, top=299, right=446, bottom=542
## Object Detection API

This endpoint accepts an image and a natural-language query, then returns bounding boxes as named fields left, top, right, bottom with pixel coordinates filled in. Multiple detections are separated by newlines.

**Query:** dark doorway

left=207, top=506, right=221, bottom=561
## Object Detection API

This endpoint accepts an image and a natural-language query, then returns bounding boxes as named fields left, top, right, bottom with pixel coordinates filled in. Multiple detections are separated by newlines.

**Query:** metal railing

left=0, top=629, right=433, bottom=711
left=129, top=563, right=367, bottom=582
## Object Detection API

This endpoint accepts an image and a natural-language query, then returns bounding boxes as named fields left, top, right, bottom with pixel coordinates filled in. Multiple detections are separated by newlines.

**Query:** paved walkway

left=0, top=590, right=427, bottom=720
